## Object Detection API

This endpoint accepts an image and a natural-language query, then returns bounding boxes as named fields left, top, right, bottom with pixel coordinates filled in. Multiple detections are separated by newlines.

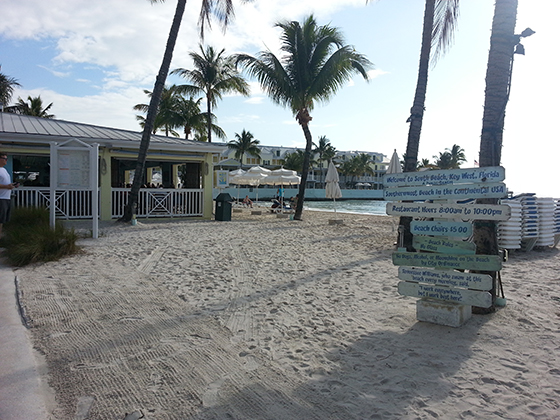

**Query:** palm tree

left=228, top=129, right=261, bottom=168
left=418, top=158, right=435, bottom=169
left=474, top=0, right=527, bottom=312
left=448, top=144, right=466, bottom=168
left=134, top=86, right=183, bottom=136
left=313, top=135, right=337, bottom=186
left=395, top=0, right=460, bottom=250
left=121, top=0, right=249, bottom=222
left=6, top=96, right=55, bottom=118
left=0, top=67, right=20, bottom=110
left=236, top=15, right=372, bottom=220
left=433, top=145, right=465, bottom=169
left=282, top=150, right=306, bottom=173
left=433, top=151, right=453, bottom=169
left=171, top=44, right=249, bottom=143
left=175, top=96, right=225, bottom=140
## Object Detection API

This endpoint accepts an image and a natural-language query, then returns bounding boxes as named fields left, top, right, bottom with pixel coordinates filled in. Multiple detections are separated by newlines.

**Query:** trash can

left=215, top=193, right=232, bottom=221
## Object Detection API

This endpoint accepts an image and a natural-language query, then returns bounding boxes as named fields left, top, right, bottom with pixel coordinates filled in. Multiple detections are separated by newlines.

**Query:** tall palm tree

left=313, top=135, right=337, bottom=186
left=228, top=129, right=261, bottom=168
left=474, top=0, right=524, bottom=312
left=236, top=15, right=372, bottom=220
left=122, top=0, right=249, bottom=222
left=171, top=44, right=249, bottom=143
left=0, top=67, right=20, bottom=110
left=397, top=0, right=460, bottom=250
left=6, top=95, right=55, bottom=118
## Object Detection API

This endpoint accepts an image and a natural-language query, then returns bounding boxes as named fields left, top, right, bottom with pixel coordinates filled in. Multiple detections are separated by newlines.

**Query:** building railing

left=111, top=188, right=203, bottom=218
left=12, top=187, right=204, bottom=219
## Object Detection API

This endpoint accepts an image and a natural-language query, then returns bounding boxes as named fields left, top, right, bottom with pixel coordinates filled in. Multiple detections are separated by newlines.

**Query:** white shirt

left=0, top=167, right=12, bottom=200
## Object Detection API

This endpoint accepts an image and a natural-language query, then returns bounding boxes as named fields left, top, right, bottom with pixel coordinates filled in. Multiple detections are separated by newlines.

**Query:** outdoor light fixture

left=514, top=27, right=535, bottom=56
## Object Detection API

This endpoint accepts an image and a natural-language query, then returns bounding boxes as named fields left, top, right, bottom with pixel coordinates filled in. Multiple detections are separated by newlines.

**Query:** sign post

left=384, top=166, right=509, bottom=327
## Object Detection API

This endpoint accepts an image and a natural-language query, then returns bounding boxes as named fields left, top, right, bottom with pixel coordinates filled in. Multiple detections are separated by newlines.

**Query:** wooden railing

left=111, top=188, right=203, bottom=218
left=12, top=187, right=204, bottom=219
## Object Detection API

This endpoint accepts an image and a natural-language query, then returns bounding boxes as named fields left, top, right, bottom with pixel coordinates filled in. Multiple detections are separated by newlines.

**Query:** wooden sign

left=383, top=166, right=505, bottom=188
left=398, top=267, right=492, bottom=290
left=384, top=182, right=508, bottom=201
left=398, top=281, right=492, bottom=308
left=412, top=236, right=476, bottom=254
left=386, top=202, right=511, bottom=221
left=392, top=251, right=503, bottom=271
left=410, top=220, right=472, bottom=237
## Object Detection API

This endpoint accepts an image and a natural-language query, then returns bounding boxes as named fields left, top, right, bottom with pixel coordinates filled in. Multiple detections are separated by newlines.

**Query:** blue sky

left=0, top=0, right=557, bottom=197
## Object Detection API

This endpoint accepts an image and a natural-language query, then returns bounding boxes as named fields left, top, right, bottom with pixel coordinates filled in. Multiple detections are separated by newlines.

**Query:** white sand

left=15, top=210, right=560, bottom=419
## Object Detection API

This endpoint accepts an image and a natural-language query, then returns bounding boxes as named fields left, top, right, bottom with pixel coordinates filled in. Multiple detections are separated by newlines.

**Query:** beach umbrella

left=229, top=169, right=246, bottom=203
left=387, top=149, right=402, bottom=174
left=325, top=160, right=342, bottom=217
left=246, top=166, right=271, bottom=204
left=264, top=170, right=300, bottom=212
left=247, top=165, right=272, bottom=176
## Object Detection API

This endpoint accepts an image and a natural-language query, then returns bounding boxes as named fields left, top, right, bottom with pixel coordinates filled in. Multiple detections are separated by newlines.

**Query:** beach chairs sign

left=384, top=166, right=509, bottom=324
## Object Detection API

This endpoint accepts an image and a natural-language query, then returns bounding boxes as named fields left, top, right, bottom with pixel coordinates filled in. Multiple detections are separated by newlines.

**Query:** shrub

left=2, top=207, right=81, bottom=266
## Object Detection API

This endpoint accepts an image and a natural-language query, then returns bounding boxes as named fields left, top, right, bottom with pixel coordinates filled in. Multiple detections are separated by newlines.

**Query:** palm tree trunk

left=294, top=123, right=313, bottom=220
left=121, top=0, right=186, bottom=222
left=473, top=0, right=518, bottom=313
left=207, top=96, right=212, bottom=143
left=399, top=0, right=435, bottom=250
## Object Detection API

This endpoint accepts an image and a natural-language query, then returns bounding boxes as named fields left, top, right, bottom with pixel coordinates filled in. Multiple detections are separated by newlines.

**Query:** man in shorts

left=0, top=153, right=18, bottom=238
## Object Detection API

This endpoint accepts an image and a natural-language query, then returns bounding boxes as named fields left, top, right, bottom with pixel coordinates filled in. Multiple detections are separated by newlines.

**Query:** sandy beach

left=12, top=210, right=560, bottom=419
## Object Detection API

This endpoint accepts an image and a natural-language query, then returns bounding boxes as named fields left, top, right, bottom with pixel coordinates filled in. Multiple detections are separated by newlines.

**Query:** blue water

left=304, top=200, right=387, bottom=216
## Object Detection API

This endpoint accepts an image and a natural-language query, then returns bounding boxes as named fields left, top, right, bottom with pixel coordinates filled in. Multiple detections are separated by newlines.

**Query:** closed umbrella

left=325, top=160, right=342, bottom=217
left=387, top=149, right=402, bottom=174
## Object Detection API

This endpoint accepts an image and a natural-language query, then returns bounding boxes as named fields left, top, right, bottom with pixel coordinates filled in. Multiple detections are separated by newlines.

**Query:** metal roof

left=0, top=112, right=225, bottom=153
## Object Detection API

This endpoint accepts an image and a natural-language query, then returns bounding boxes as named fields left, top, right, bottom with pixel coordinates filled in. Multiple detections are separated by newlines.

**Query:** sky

left=0, top=0, right=557, bottom=197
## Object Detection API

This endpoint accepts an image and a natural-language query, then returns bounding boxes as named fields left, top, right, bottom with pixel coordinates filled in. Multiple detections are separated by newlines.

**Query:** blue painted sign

left=384, top=182, right=508, bottom=201
left=386, top=202, right=511, bottom=221
left=398, top=267, right=492, bottom=291
left=383, top=166, right=505, bottom=187
left=412, top=236, right=476, bottom=254
left=392, top=251, right=503, bottom=271
left=397, top=282, right=492, bottom=308
left=410, top=221, right=473, bottom=237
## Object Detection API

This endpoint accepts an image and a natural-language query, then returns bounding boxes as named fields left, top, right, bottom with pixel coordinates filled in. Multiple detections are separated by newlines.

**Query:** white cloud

left=245, top=96, right=265, bottom=105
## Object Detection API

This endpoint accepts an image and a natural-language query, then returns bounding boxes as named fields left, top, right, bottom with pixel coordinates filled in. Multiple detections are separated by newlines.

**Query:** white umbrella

left=325, top=160, right=342, bottom=217
left=387, top=149, right=402, bottom=174
left=247, top=165, right=272, bottom=176
left=229, top=169, right=246, bottom=203
left=264, top=170, right=300, bottom=212
left=236, top=172, right=268, bottom=204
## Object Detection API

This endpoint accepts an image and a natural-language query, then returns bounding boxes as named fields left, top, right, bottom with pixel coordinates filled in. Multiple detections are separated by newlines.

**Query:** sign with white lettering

left=384, top=182, right=508, bottom=201
left=398, top=267, right=492, bottom=290
left=397, top=281, right=492, bottom=308
left=411, top=220, right=473, bottom=237
left=392, top=251, right=503, bottom=271
left=386, top=202, right=511, bottom=221
left=412, top=236, right=476, bottom=254
left=383, top=166, right=505, bottom=188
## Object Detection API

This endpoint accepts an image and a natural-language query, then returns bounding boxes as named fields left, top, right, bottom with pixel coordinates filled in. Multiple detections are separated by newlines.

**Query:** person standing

left=0, top=153, right=17, bottom=237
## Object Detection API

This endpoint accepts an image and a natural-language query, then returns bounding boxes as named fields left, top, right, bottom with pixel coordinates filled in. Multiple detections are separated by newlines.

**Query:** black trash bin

left=215, top=193, right=232, bottom=221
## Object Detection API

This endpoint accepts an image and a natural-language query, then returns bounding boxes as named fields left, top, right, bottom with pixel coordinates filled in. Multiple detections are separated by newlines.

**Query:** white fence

left=12, top=187, right=204, bottom=219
